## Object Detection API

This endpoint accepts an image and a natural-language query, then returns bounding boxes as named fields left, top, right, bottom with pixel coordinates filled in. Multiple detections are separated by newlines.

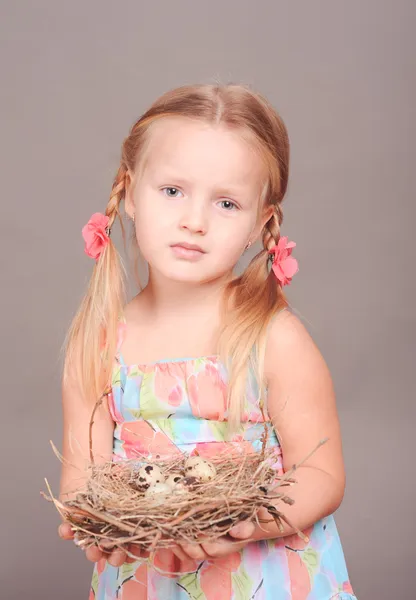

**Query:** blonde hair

left=63, top=83, right=290, bottom=436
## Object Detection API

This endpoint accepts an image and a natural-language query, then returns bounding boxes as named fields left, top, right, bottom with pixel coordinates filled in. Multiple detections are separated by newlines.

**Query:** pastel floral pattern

left=90, top=318, right=356, bottom=599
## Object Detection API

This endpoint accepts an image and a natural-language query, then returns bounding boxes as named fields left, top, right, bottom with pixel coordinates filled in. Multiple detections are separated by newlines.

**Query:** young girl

left=58, top=83, right=357, bottom=599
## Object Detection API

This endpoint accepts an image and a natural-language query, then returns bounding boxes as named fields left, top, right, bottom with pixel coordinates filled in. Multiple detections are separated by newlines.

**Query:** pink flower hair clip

left=82, top=212, right=111, bottom=260
left=268, top=236, right=299, bottom=286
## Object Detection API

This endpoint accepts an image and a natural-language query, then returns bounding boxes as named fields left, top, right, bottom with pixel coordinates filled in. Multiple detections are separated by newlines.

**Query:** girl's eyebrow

left=215, top=186, right=248, bottom=201
left=156, top=174, right=191, bottom=188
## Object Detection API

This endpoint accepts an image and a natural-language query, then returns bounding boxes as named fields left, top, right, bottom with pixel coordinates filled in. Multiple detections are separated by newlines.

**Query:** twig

left=88, top=389, right=111, bottom=464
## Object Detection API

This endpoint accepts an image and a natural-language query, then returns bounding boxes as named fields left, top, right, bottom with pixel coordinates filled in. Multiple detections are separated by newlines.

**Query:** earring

left=132, top=213, right=135, bottom=223
left=245, top=240, right=252, bottom=250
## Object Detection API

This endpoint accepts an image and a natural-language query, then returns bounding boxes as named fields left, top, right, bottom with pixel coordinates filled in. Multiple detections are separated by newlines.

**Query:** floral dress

left=90, top=318, right=357, bottom=600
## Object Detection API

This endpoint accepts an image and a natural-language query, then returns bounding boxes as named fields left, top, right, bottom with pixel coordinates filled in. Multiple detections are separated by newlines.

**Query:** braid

left=263, top=202, right=283, bottom=252
left=63, top=164, right=128, bottom=410
left=105, top=164, right=128, bottom=230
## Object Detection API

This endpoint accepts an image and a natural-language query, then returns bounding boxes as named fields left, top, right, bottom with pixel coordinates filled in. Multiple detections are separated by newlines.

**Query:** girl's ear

left=124, top=170, right=135, bottom=219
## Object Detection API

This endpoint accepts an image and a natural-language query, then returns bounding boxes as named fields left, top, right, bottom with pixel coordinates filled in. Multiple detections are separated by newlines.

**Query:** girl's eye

left=162, top=187, right=183, bottom=198
left=219, top=199, right=238, bottom=211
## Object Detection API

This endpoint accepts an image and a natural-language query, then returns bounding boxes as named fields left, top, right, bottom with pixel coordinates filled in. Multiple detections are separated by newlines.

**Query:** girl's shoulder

left=264, top=308, right=326, bottom=384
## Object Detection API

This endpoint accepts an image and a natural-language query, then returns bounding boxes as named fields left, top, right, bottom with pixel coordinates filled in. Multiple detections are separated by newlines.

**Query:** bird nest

left=43, top=392, right=327, bottom=557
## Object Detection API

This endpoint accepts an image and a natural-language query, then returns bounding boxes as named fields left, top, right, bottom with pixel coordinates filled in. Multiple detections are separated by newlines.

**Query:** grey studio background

left=1, top=1, right=414, bottom=598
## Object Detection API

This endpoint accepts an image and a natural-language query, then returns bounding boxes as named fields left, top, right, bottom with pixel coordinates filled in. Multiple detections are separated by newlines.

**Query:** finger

left=171, top=545, right=191, bottom=562
left=85, top=545, right=105, bottom=563
left=126, top=554, right=139, bottom=564
left=201, top=539, right=232, bottom=558
left=107, top=547, right=128, bottom=567
left=178, top=542, right=207, bottom=561
left=203, top=538, right=247, bottom=558
left=228, top=520, right=256, bottom=539
left=125, top=544, right=144, bottom=563
left=58, top=522, right=74, bottom=540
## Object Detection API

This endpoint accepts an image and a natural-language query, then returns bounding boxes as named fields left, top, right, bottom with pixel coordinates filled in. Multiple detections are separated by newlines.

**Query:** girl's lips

left=170, top=244, right=206, bottom=260
left=171, top=242, right=205, bottom=252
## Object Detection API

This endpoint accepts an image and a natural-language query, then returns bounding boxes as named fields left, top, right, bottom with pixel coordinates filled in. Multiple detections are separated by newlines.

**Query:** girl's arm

left=247, top=310, right=346, bottom=541
left=59, top=367, right=144, bottom=566
left=177, top=310, right=347, bottom=560
left=59, top=368, right=115, bottom=503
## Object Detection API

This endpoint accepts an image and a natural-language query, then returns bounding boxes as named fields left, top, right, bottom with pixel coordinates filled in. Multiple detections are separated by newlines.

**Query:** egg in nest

left=136, top=464, right=165, bottom=490
left=184, top=456, right=217, bottom=482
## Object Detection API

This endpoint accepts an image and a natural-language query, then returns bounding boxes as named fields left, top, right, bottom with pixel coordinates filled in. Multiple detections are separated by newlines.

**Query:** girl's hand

left=58, top=522, right=149, bottom=566
left=175, top=520, right=256, bottom=561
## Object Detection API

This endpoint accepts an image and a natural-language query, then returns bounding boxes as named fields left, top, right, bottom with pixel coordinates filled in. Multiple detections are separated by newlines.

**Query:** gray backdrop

left=1, top=1, right=414, bottom=598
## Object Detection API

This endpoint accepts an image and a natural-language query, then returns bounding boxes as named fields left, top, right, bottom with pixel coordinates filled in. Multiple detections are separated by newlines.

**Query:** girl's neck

left=122, top=272, right=232, bottom=363
left=140, top=270, right=232, bottom=321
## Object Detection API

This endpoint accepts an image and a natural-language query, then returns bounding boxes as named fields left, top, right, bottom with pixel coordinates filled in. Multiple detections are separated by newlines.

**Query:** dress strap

left=115, top=314, right=127, bottom=366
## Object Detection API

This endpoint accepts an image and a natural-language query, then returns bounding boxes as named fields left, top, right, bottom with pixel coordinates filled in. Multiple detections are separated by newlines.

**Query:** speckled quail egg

left=165, top=473, right=184, bottom=488
left=137, top=464, right=165, bottom=490
left=184, top=457, right=217, bottom=482
left=144, top=482, right=171, bottom=503
left=173, top=476, right=199, bottom=495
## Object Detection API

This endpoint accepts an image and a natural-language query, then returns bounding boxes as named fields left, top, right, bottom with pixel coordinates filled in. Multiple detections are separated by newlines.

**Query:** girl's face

left=125, top=117, right=273, bottom=285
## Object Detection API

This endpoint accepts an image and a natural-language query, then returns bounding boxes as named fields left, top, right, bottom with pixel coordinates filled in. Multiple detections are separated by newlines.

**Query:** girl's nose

left=179, top=199, right=208, bottom=234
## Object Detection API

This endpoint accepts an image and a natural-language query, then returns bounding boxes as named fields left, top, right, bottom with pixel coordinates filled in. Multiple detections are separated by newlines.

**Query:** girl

left=58, top=83, right=357, bottom=599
